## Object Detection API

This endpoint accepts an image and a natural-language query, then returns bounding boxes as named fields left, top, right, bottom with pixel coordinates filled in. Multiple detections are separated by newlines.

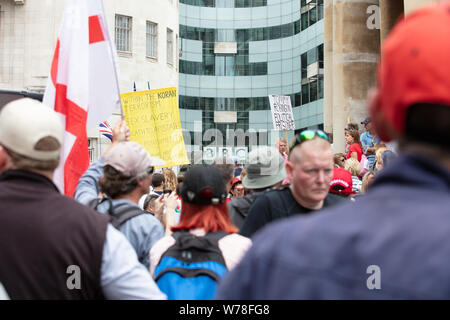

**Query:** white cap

left=0, top=98, right=63, bottom=161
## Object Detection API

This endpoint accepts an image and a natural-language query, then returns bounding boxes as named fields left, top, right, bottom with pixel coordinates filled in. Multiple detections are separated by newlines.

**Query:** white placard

left=268, top=95, right=295, bottom=130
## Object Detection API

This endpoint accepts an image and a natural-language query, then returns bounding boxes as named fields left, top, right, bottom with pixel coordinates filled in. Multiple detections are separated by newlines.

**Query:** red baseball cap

left=329, top=168, right=355, bottom=195
left=377, top=2, right=450, bottom=134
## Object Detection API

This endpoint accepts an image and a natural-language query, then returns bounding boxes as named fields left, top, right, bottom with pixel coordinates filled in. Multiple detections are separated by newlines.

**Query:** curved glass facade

left=181, top=0, right=267, bottom=7
left=179, top=0, right=324, bottom=156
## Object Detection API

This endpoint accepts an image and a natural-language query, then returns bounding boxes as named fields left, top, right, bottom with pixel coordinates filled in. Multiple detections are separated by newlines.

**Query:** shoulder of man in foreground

left=102, top=224, right=166, bottom=300
left=217, top=164, right=450, bottom=299
left=217, top=202, right=358, bottom=299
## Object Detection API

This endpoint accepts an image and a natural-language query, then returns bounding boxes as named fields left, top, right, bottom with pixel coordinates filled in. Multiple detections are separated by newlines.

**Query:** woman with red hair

left=149, top=165, right=251, bottom=299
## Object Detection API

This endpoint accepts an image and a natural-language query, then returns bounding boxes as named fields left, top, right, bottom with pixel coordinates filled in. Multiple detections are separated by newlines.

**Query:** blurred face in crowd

left=345, top=131, right=354, bottom=145
left=278, top=140, right=287, bottom=155
left=334, top=154, right=346, bottom=168
left=234, top=183, right=245, bottom=198
left=365, top=121, right=375, bottom=135
left=138, top=170, right=153, bottom=195
left=286, top=139, right=333, bottom=209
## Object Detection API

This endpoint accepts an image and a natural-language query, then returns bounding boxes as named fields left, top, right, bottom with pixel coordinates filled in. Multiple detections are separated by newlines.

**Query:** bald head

left=286, top=137, right=333, bottom=210
left=289, top=138, right=332, bottom=164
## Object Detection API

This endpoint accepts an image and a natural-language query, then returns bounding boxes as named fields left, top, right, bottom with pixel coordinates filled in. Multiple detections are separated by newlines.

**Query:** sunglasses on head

left=290, top=130, right=329, bottom=150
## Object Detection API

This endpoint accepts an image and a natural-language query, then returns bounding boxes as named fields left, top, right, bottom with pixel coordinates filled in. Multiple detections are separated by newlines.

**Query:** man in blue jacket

left=216, top=3, right=450, bottom=299
left=75, top=120, right=177, bottom=270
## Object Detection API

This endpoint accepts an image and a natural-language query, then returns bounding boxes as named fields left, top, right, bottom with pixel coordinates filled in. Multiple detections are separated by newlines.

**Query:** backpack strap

left=86, top=197, right=102, bottom=210
left=203, top=231, right=229, bottom=243
left=171, top=230, right=189, bottom=241
left=161, top=230, right=229, bottom=267
left=87, top=197, right=112, bottom=211
left=108, top=205, right=147, bottom=229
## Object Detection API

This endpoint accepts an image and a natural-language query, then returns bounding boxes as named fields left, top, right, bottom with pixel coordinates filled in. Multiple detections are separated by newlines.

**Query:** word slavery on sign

left=268, top=95, right=295, bottom=131
left=121, top=87, right=190, bottom=169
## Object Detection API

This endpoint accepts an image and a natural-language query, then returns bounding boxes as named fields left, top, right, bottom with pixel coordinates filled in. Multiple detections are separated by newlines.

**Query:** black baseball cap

left=361, top=117, right=371, bottom=125
left=179, top=165, right=228, bottom=205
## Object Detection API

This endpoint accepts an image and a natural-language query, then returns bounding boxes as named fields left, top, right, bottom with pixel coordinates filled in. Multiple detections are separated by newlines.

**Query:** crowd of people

left=0, top=3, right=449, bottom=300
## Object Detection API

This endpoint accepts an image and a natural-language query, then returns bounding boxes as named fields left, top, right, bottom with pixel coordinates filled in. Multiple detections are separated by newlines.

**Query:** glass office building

left=179, top=0, right=324, bottom=160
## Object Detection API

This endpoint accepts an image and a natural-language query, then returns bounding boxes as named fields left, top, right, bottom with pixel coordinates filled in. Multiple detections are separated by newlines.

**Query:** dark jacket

left=0, top=170, right=108, bottom=299
left=227, top=192, right=261, bottom=229
left=240, top=187, right=345, bottom=238
left=217, top=154, right=450, bottom=299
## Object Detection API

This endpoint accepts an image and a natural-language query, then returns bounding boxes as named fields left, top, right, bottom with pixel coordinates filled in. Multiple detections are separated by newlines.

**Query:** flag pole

left=284, top=129, right=289, bottom=154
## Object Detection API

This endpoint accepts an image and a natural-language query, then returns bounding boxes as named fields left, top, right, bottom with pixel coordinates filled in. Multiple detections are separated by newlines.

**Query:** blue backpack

left=154, top=230, right=228, bottom=300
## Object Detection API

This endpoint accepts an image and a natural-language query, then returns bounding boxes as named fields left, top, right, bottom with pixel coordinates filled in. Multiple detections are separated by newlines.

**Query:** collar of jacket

left=0, top=169, right=59, bottom=192
left=371, top=153, right=450, bottom=193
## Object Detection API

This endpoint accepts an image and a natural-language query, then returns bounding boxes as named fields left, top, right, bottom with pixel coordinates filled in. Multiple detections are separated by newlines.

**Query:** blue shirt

left=74, top=157, right=165, bottom=270
left=216, top=154, right=450, bottom=299
left=360, top=131, right=380, bottom=168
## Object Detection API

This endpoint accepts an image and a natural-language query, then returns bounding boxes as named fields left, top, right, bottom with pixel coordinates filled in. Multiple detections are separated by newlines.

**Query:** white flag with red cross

left=43, top=0, right=121, bottom=197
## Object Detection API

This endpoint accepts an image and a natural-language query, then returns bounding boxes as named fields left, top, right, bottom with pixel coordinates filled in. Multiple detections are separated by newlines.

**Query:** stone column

left=379, top=0, right=404, bottom=42
left=404, top=0, right=444, bottom=15
left=323, top=0, right=333, bottom=136
left=330, top=0, right=380, bottom=153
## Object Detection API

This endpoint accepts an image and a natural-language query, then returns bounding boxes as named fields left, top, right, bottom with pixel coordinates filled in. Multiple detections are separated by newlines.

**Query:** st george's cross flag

left=43, top=0, right=121, bottom=197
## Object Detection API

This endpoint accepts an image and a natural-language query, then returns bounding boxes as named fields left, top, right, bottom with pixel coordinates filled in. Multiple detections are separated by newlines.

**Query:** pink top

left=149, top=228, right=252, bottom=277
left=282, top=152, right=290, bottom=185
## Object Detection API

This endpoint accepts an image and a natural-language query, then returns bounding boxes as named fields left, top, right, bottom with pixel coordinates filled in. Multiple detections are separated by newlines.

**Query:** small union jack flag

left=99, top=121, right=113, bottom=141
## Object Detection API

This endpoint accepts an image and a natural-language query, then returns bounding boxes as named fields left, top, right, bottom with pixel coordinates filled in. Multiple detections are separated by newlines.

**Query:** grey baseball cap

left=242, top=146, right=286, bottom=189
left=104, top=141, right=164, bottom=177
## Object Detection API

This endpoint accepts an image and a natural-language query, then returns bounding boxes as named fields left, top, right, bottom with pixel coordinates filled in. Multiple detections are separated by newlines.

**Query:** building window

left=215, top=56, right=235, bottom=76
left=176, top=34, right=179, bottom=70
left=300, top=0, right=323, bottom=31
left=88, top=138, right=98, bottom=163
left=146, top=21, right=157, bottom=58
left=180, top=21, right=303, bottom=43
left=115, top=15, right=132, bottom=52
left=300, top=44, right=324, bottom=105
left=180, top=0, right=267, bottom=7
left=167, top=28, right=174, bottom=65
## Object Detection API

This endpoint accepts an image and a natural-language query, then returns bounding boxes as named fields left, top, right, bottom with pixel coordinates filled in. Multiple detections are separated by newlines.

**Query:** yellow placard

left=121, top=87, right=190, bottom=168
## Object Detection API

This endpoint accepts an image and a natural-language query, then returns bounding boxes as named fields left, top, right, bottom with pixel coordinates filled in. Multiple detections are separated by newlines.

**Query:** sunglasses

left=290, top=130, right=329, bottom=150
left=146, top=167, right=155, bottom=175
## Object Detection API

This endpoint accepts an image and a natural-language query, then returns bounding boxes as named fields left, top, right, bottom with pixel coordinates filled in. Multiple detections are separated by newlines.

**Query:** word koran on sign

left=121, top=87, right=190, bottom=168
